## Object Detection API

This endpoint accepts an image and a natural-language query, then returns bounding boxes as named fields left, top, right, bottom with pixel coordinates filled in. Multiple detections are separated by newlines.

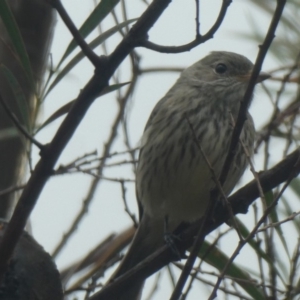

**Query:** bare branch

left=47, top=0, right=99, bottom=66
left=219, top=0, right=286, bottom=187
left=139, top=0, right=232, bottom=53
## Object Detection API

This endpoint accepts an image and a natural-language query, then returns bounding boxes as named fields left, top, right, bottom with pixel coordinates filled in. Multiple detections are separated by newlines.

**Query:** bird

left=108, top=51, right=270, bottom=299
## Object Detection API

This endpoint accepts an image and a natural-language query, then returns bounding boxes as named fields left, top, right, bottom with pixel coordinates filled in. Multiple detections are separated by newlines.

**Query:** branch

left=88, top=147, right=300, bottom=299
left=48, top=0, right=99, bottom=66
left=139, top=0, right=232, bottom=53
left=220, top=0, right=286, bottom=186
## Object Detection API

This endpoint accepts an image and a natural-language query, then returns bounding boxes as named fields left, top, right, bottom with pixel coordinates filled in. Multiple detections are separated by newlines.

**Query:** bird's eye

left=215, top=63, right=227, bottom=74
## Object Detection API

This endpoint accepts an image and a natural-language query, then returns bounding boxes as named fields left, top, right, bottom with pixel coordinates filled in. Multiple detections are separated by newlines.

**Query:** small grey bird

left=110, top=51, right=270, bottom=299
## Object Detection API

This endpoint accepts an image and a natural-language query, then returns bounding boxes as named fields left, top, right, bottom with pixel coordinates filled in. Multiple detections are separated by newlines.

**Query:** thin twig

left=140, top=0, right=232, bottom=53
left=144, top=272, right=162, bottom=300
left=0, top=94, right=44, bottom=149
left=139, top=67, right=183, bottom=74
left=286, top=238, right=300, bottom=299
left=219, top=0, right=286, bottom=187
left=195, top=0, right=200, bottom=37
left=257, top=211, right=300, bottom=232
left=120, top=180, right=138, bottom=227
left=48, top=0, right=99, bottom=66
left=255, top=53, right=300, bottom=152
left=208, top=156, right=297, bottom=299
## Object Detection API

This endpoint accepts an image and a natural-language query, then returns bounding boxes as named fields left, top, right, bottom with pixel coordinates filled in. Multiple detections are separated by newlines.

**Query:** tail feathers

left=109, top=214, right=165, bottom=300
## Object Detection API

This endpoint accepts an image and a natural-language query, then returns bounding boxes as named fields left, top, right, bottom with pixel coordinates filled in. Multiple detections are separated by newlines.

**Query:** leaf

left=234, top=218, right=270, bottom=262
left=242, top=1, right=300, bottom=62
left=0, top=1, right=34, bottom=88
left=281, top=195, right=300, bottom=236
left=265, top=190, right=289, bottom=257
left=57, top=0, right=120, bottom=69
left=199, top=241, right=265, bottom=300
left=234, top=216, right=286, bottom=284
left=37, top=82, right=130, bottom=132
left=45, top=19, right=136, bottom=97
left=0, top=127, right=18, bottom=141
left=290, top=178, right=300, bottom=198
left=0, top=64, right=30, bottom=130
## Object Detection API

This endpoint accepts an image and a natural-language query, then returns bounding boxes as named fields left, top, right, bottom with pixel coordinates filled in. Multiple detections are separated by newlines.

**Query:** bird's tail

left=108, top=214, right=165, bottom=300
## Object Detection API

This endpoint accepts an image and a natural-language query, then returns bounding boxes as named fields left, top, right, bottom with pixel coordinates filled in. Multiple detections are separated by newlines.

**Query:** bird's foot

left=164, top=232, right=187, bottom=260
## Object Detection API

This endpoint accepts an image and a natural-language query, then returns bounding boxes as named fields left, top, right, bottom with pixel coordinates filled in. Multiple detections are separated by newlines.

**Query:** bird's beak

left=256, top=71, right=271, bottom=83
left=239, top=71, right=271, bottom=84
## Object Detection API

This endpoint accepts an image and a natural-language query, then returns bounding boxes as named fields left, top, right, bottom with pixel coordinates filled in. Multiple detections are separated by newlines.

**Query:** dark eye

left=215, top=63, right=227, bottom=74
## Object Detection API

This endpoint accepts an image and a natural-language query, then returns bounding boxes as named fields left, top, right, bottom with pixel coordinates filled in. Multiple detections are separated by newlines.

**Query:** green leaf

left=243, top=1, right=300, bottom=62
left=0, top=127, right=18, bottom=141
left=57, top=0, right=120, bottom=69
left=234, top=218, right=270, bottom=262
left=199, top=241, right=265, bottom=300
left=37, top=82, right=129, bottom=132
left=281, top=195, right=300, bottom=236
left=265, top=190, right=289, bottom=257
left=0, top=1, right=34, bottom=88
left=0, top=64, right=30, bottom=130
left=45, top=19, right=136, bottom=97
left=290, top=178, right=300, bottom=198
left=234, top=217, right=287, bottom=284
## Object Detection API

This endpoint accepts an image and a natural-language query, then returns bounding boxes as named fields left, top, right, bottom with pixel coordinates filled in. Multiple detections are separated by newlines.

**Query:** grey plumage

left=109, top=51, right=269, bottom=300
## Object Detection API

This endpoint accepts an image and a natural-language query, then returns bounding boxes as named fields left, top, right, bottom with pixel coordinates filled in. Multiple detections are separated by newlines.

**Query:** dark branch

left=195, top=0, right=200, bottom=37
left=220, top=0, right=286, bottom=186
left=48, top=0, right=99, bottom=66
left=139, top=0, right=232, bottom=53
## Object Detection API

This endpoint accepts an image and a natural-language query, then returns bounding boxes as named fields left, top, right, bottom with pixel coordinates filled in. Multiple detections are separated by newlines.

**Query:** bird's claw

left=164, top=232, right=186, bottom=260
